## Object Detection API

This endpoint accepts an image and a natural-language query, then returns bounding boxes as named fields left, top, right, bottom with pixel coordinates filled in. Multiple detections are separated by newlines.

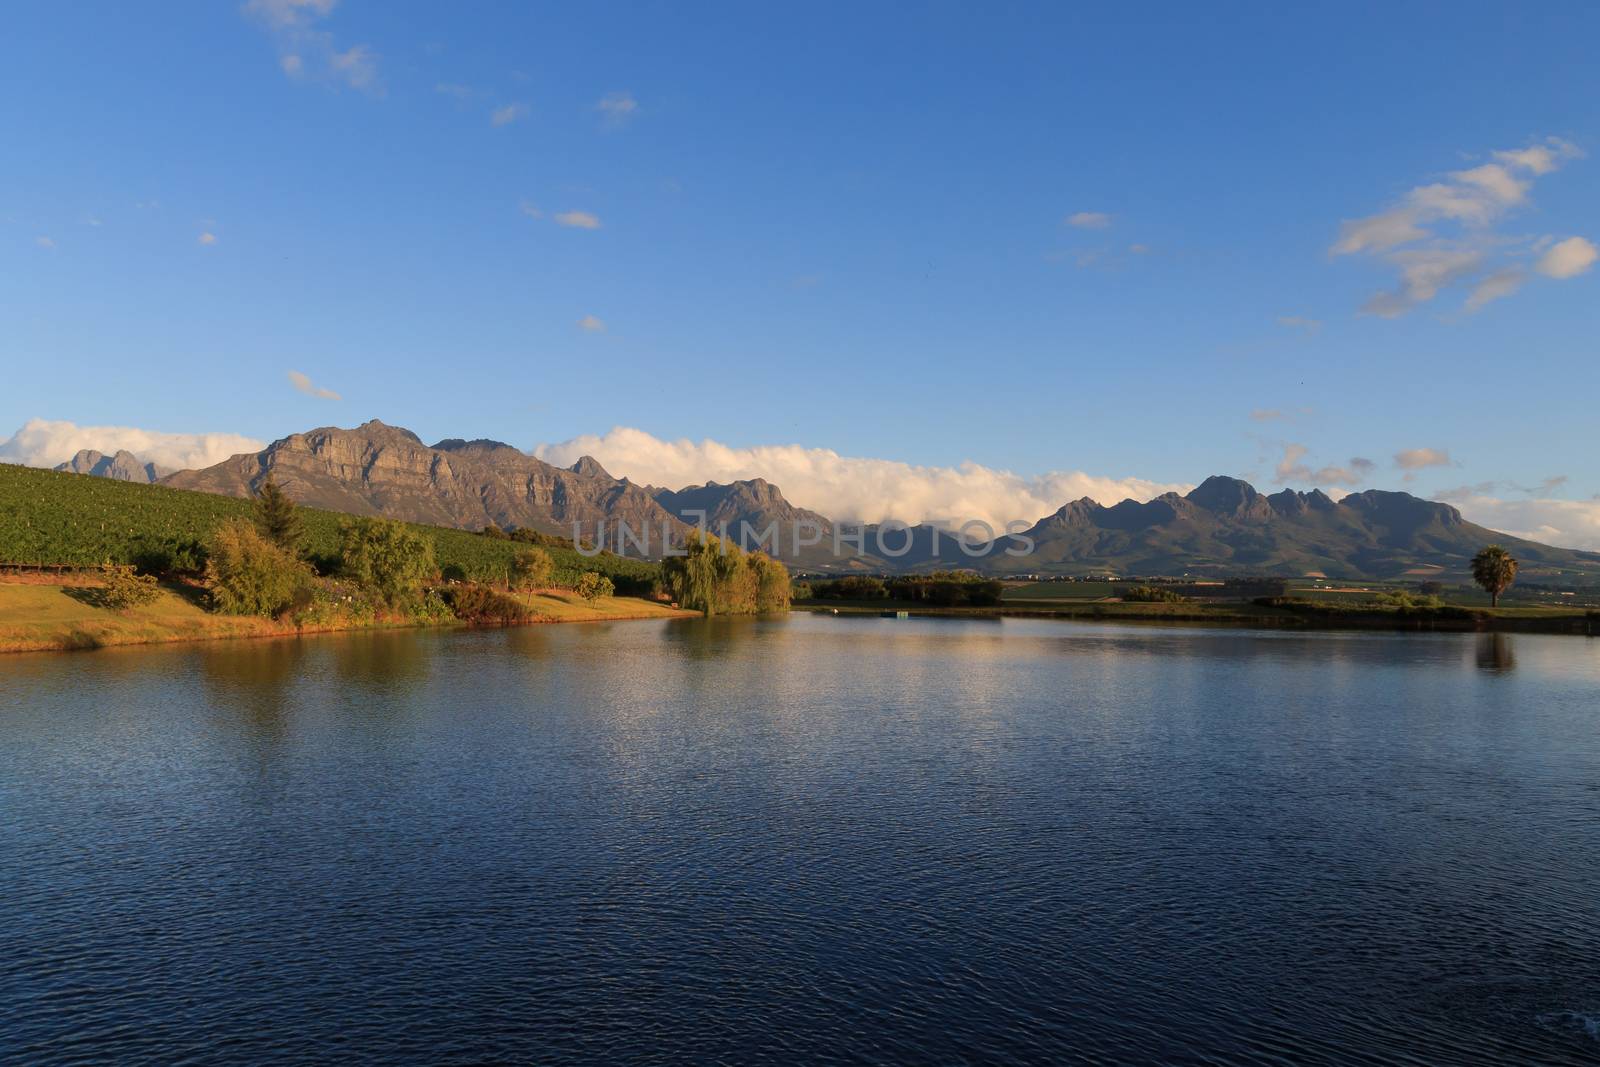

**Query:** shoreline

left=0, top=577, right=696, bottom=655
left=796, top=600, right=1600, bottom=636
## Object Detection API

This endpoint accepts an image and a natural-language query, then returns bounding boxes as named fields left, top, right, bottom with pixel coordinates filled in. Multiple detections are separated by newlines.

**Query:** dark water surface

left=3, top=616, right=1599, bottom=1064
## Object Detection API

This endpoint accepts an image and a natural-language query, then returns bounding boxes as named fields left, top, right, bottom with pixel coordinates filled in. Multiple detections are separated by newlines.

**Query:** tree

left=575, top=571, right=614, bottom=603
left=659, top=531, right=791, bottom=615
left=1470, top=544, right=1519, bottom=608
left=252, top=478, right=304, bottom=555
left=338, top=518, right=437, bottom=610
left=511, top=547, right=554, bottom=592
left=206, top=519, right=309, bottom=616
left=101, top=561, right=161, bottom=610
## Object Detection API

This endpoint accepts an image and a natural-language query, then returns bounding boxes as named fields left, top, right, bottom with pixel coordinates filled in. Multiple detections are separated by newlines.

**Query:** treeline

left=806, top=571, right=1003, bottom=607
left=201, top=482, right=632, bottom=627
left=0, top=463, right=654, bottom=591
left=659, top=532, right=791, bottom=616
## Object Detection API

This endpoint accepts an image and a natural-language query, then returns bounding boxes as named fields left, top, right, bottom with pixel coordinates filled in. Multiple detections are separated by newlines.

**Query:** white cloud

left=35, top=236, right=55, bottom=249
left=1436, top=493, right=1600, bottom=552
left=1331, top=138, right=1585, bottom=315
left=554, top=210, right=602, bottom=230
left=1360, top=246, right=1485, bottom=318
left=518, top=200, right=544, bottom=220
left=434, top=82, right=473, bottom=100
left=288, top=370, right=341, bottom=400
left=1395, top=447, right=1452, bottom=471
left=1493, top=139, right=1582, bottom=176
left=1465, top=268, right=1525, bottom=310
left=1066, top=211, right=1112, bottom=229
left=1273, top=443, right=1370, bottom=487
left=242, top=0, right=381, bottom=95
left=491, top=103, right=528, bottom=127
left=0, top=419, right=264, bottom=472
left=1276, top=315, right=1322, bottom=332
left=596, top=91, right=638, bottom=126
left=532, top=426, right=1188, bottom=528
left=1535, top=236, right=1598, bottom=279
left=577, top=314, right=606, bottom=333
left=197, top=231, right=217, bottom=246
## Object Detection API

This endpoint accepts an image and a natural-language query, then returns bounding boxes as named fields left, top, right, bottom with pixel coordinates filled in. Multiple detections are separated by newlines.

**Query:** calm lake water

left=3, top=616, right=1599, bottom=1064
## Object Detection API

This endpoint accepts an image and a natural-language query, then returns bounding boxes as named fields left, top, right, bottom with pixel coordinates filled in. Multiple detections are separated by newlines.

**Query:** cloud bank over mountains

left=535, top=426, right=1190, bottom=530
left=0, top=419, right=263, bottom=472
left=4, top=418, right=1597, bottom=552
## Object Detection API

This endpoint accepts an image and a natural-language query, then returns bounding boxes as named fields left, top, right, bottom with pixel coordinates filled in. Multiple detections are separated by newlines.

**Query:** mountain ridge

left=122, top=422, right=1600, bottom=580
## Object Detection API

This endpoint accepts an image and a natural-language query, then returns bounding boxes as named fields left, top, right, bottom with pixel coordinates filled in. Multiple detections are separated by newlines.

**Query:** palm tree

left=1470, top=544, right=1518, bottom=608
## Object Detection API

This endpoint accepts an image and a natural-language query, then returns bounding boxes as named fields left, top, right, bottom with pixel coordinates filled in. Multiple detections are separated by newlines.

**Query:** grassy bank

left=0, top=577, right=692, bottom=654
left=795, top=597, right=1600, bottom=635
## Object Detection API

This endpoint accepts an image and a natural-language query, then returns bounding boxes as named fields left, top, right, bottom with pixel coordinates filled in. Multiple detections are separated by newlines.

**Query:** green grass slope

left=0, top=463, right=658, bottom=589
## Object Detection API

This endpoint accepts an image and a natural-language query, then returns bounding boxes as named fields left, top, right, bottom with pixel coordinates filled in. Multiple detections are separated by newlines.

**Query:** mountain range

left=50, top=420, right=1600, bottom=581
left=55, top=448, right=171, bottom=483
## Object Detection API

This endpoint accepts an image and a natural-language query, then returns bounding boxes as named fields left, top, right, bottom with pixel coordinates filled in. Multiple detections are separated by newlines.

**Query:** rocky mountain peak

left=55, top=448, right=169, bottom=483
left=568, top=455, right=612, bottom=480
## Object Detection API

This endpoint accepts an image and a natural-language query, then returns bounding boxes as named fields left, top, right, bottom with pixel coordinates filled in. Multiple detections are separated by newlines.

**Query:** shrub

left=444, top=584, right=533, bottom=624
left=575, top=571, right=615, bottom=602
left=101, top=562, right=161, bottom=610
left=1120, top=584, right=1184, bottom=603
left=887, top=572, right=1004, bottom=606
left=412, top=589, right=456, bottom=624
left=338, top=518, right=437, bottom=610
left=511, top=547, right=554, bottom=591
left=811, top=575, right=889, bottom=600
left=285, top=579, right=379, bottom=629
left=206, top=519, right=311, bottom=617
left=129, top=535, right=207, bottom=576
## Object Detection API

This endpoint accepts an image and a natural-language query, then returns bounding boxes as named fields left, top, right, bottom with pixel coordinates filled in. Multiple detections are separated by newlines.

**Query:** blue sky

left=3, top=2, right=1598, bottom=541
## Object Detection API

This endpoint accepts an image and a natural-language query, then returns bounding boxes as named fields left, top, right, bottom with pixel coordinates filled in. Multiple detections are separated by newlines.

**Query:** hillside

left=0, top=462, right=656, bottom=589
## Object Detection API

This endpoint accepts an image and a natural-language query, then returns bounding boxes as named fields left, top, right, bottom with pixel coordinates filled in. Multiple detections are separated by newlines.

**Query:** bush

left=412, top=589, right=456, bottom=624
left=512, top=547, right=554, bottom=591
left=286, top=580, right=379, bottom=629
left=101, top=562, right=161, bottom=610
left=338, top=518, right=437, bottom=610
left=1120, top=584, right=1184, bottom=603
left=575, top=571, right=615, bottom=602
left=206, top=519, right=312, bottom=617
left=811, top=575, right=889, bottom=600
left=444, top=584, right=534, bottom=624
left=129, top=535, right=207, bottom=576
left=887, top=572, right=1004, bottom=606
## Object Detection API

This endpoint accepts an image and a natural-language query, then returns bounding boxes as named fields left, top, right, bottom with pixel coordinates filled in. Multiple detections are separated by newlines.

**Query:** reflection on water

left=3, top=617, right=1600, bottom=1065
left=1476, top=632, right=1517, bottom=672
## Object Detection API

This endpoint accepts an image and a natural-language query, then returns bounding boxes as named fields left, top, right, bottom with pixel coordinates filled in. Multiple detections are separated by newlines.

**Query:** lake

left=3, top=616, right=1599, bottom=1064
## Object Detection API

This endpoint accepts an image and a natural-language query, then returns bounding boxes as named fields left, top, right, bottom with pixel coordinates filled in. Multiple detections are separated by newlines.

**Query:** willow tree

left=1470, top=544, right=1518, bottom=608
left=660, top=530, right=790, bottom=616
